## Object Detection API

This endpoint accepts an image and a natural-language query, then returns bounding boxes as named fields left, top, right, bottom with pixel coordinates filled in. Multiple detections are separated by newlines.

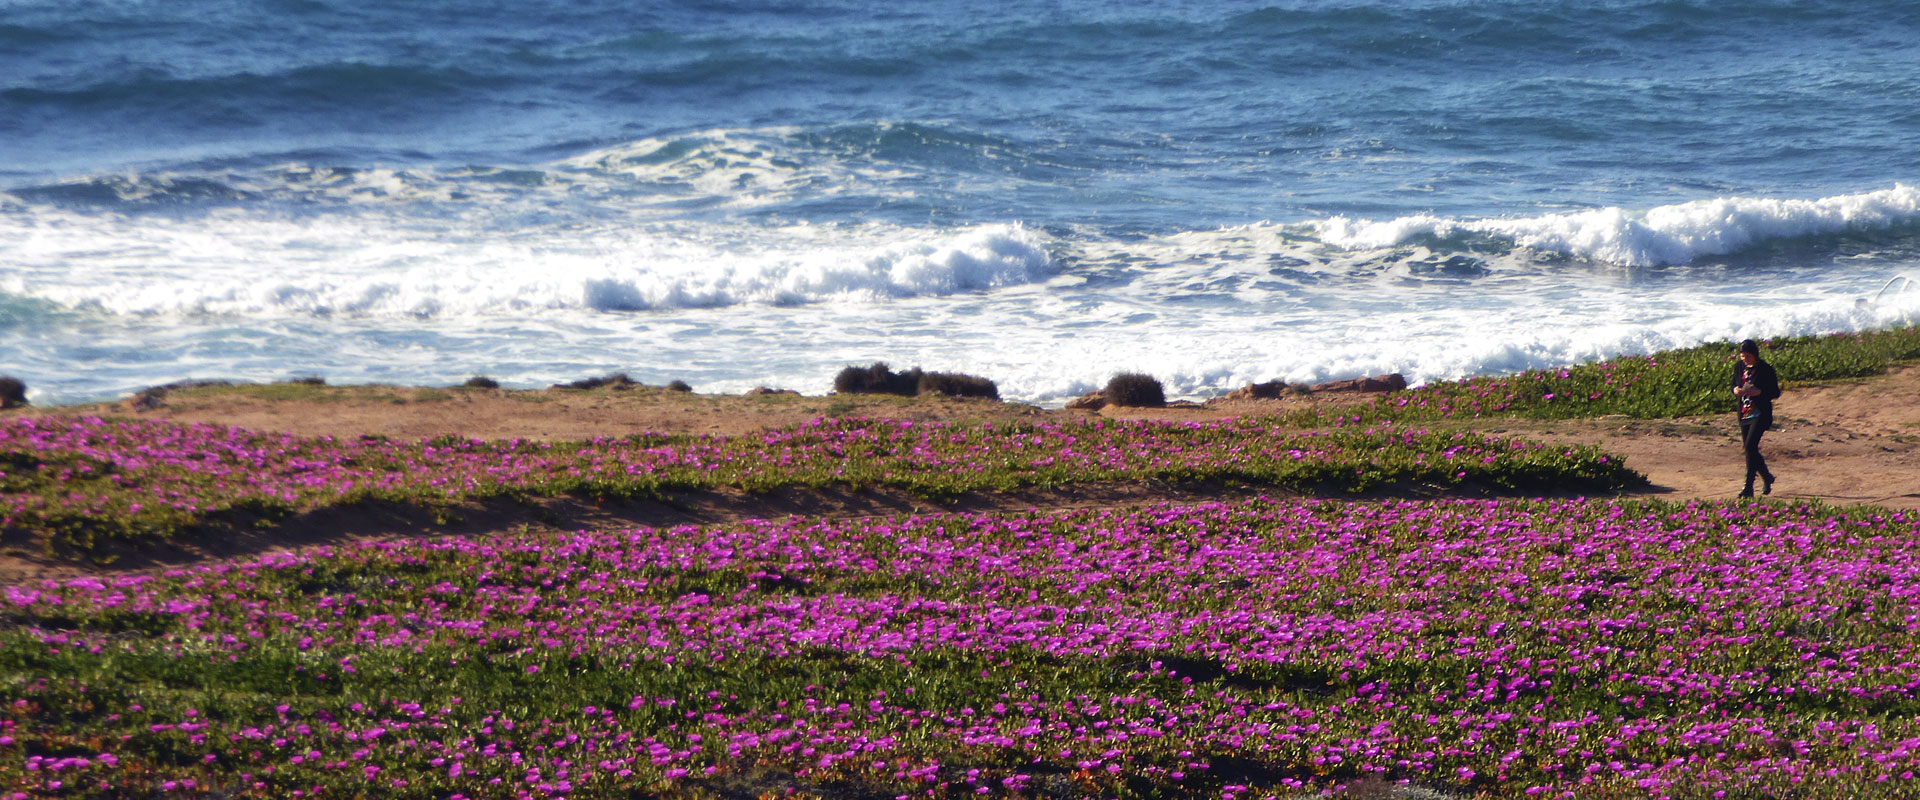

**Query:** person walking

left=1732, top=339, right=1780, bottom=498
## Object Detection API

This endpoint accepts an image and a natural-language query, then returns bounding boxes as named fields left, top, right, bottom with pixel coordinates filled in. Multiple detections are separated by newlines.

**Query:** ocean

left=4, top=0, right=1919, bottom=407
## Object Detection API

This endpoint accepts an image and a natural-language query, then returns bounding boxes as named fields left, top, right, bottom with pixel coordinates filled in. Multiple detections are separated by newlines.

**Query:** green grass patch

left=1, top=417, right=1641, bottom=560
left=1335, top=325, right=1920, bottom=425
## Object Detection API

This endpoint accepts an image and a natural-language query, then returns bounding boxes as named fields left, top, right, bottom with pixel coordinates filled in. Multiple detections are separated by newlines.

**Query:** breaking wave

left=1317, top=185, right=1920, bottom=267
left=0, top=212, right=1054, bottom=317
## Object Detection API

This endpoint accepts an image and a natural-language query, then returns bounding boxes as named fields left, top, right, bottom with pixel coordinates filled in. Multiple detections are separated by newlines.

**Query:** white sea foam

left=554, top=128, right=915, bottom=211
left=973, top=286, right=1920, bottom=406
left=1318, top=185, right=1920, bottom=266
left=0, top=206, right=1053, bottom=317
left=3, top=126, right=923, bottom=215
left=7, top=182, right=1920, bottom=406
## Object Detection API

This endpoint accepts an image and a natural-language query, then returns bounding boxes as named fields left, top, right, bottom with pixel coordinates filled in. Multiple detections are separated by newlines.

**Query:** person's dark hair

left=1738, top=339, right=1760, bottom=355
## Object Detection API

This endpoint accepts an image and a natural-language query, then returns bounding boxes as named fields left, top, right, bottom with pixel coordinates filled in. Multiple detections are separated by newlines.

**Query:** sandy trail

left=1506, top=365, right=1920, bottom=509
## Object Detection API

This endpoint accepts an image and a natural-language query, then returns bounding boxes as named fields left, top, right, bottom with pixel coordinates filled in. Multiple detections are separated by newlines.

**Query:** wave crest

left=1318, top=185, right=1920, bottom=267
left=3, top=124, right=992, bottom=213
left=0, top=216, right=1053, bottom=318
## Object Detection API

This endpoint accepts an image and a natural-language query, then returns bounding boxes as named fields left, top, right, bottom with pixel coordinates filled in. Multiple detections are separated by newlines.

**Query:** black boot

left=1762, top=474, right=1775, bottom=495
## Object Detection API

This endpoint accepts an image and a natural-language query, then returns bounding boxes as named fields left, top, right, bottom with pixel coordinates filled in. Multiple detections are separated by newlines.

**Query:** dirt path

left=1499, top=365, right=1920, bottom=509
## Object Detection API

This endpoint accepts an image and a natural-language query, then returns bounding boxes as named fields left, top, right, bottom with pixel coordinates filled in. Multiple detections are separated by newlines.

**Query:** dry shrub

left=1104, top=373, right=1165, bottom=408
left=917, top=371, right=999, bottom=400
left=833, top=363, right=921, bottom=396
left=558, top=373, right=638, bottom=390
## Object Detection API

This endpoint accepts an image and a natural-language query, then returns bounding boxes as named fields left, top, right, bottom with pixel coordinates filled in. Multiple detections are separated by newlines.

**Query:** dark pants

left=1740, top=417, right=1772, bottom=491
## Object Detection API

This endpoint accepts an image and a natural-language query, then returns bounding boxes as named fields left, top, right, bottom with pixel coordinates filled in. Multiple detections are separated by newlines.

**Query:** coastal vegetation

left=8, top=324, right=1920, bottom=565
left=1342, top=327, right=1920, bottom=426
left=1, top=416, right=1634, bottom=561
left=3, top=327, right=1919, bottom=798
left=1104, top=373, right=1167, bottom=409
left=6, top=497, right=1919, bottom=798
left=833, top=363, right=1001, bottom=400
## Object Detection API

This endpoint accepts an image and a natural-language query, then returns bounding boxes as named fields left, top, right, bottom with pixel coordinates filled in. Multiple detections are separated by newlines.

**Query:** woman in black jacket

left=1732, top=339, right=1780, bottom=498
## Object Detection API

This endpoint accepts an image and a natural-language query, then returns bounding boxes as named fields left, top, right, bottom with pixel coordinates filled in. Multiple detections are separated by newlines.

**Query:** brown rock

left=1064, top=391, right=1107, bottom=411
left=1224, top=380, right=1291, bottom=401
left=1308, top=373, right=1408, bottom=393
left=124, top=379, right=233, bottom=412
left=745, top=387, right=799, bottom=396
left=127, top=390, right=167, bottom=412
left=556, top=373, right=638, bottom=390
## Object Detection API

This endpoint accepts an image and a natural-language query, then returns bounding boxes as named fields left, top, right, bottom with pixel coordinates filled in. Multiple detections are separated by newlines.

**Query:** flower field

left=6, top=496, right=1920, bottom=799
left=1, top=416, right=1636, bottom=559
left=8, top=326, right=1920, bottom=798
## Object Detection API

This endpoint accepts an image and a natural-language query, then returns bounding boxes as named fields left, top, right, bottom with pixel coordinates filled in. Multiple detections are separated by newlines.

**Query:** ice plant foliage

left=1342, top=326, right=1920, bottom=425
left=0, top=416, right=1636, bottom=556
left=5, top=496, right=1920, bottom=798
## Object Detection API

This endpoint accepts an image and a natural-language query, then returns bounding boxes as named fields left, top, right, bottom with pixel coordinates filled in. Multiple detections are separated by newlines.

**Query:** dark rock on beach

left=0, top=377, right=27, bottom=409
left=1309, top=373, right=1408, bottom=393
left=556, top=373, right=639, bottom=391
left=1064, top=391, right=1107, bottom=411
left=126, top=379, right=233, bottom=412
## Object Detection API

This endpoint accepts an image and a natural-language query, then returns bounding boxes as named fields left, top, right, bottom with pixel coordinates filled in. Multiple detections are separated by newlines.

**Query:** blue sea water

left=3, top=0, right=1919, bottom=405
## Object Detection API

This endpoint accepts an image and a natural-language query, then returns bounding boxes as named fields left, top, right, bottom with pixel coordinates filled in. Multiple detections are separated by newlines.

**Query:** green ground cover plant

left=8, top=329, right=1920, bottom=798
left=0, top=416, right=1637, bottom=560
left=5, top=496, right=1918, bottom=798
left=1345, top=326, right=1920, bottom=425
